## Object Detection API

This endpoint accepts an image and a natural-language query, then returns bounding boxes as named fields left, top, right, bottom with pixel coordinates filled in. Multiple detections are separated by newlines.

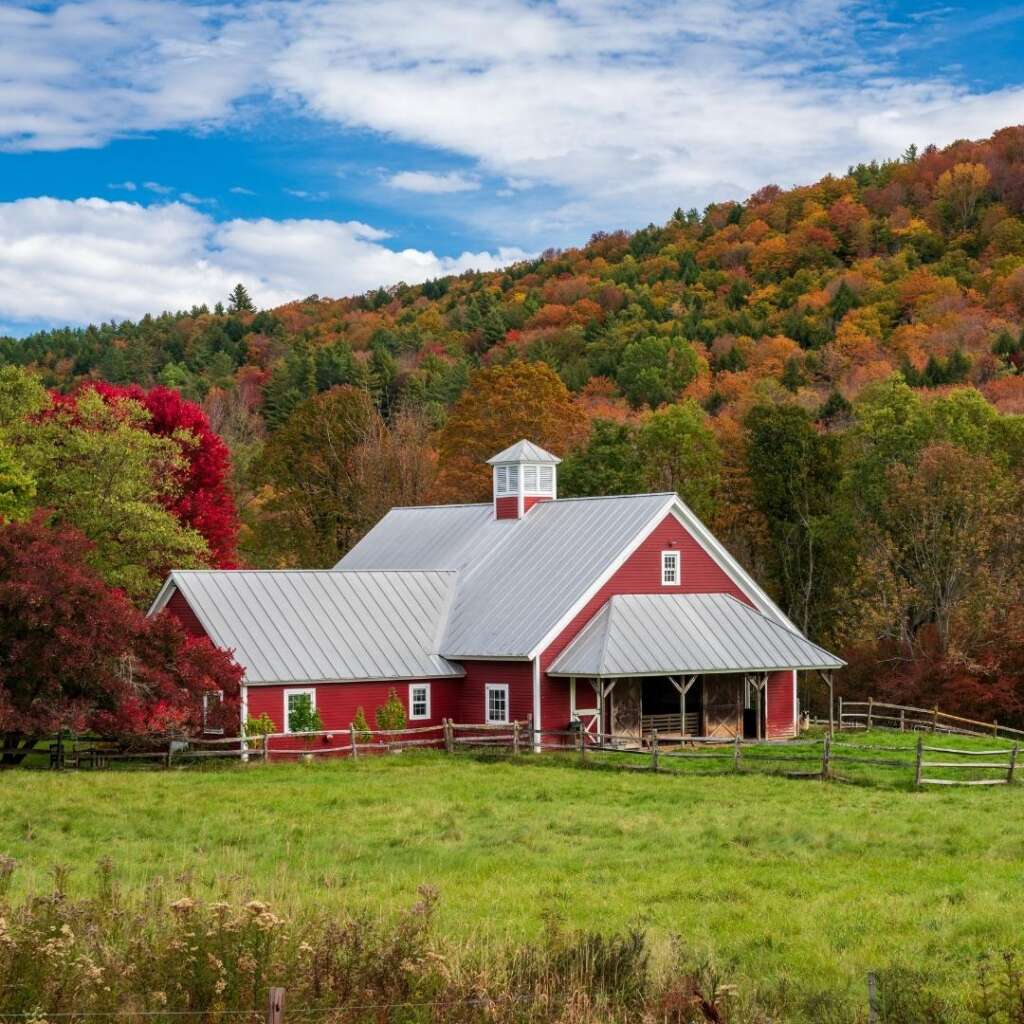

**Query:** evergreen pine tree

left=227, top=283, right=255, bottom=313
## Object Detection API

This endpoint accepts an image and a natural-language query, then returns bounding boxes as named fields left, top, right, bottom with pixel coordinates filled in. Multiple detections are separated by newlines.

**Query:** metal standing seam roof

left=339, top=492, right=678, bottom=658
left=486, top=439, right=562, bottom=464
left=548, top=593, right=845, bottom=676
left=153, top=570, right=464, bottom=685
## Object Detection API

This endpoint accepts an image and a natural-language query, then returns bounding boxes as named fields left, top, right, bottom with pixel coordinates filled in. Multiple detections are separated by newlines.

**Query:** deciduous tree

left=434, top=361, right=587, bottom=502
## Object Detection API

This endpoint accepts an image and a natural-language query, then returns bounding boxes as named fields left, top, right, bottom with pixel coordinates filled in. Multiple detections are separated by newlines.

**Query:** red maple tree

left=0, top=514, right=242, bottom=765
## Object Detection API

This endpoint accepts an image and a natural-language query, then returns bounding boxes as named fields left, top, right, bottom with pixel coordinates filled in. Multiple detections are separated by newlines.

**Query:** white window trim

left=408, top=682, right=431, bottom=721
left=283, top=687, right=317, bottom=734
left=661, top=549, right=681, bottom=586
left=485, top=683, right=510, bottom=724
left=202, top=689, right=224, bottom=735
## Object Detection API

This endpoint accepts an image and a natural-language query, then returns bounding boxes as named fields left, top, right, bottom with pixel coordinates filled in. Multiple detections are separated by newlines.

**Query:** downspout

left=240, top=682, right=249, bottom=763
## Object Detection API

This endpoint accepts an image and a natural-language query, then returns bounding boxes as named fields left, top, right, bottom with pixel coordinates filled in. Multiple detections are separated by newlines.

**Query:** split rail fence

left=44, top=715, right=1021, bottom=789
left=838, top=698, right=1024, bottom=742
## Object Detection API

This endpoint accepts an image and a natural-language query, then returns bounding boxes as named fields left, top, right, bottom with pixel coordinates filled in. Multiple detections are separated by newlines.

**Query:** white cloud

left=388, top=170, right=481, bottom=194
left=4, top=1, right=1024, bottom=250
left=283, top=188, right=329, bottom=200
left=107, top=180, right=137, bottom=191
left=229, top=185, right=256, bottom=195
left=0, top=196, right=529, bottom=328
left=143, top=181, right=174, bottom=195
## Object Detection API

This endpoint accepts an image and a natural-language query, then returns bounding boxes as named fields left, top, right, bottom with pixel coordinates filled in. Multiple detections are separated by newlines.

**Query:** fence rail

left=838, top=698, right=1024, bottom=741
left=40, top=708, right=1022, bottom=790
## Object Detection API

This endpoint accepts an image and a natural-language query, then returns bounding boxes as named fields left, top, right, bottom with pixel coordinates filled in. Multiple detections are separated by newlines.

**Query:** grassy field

left=2, top=735, right=1023, bottom=1009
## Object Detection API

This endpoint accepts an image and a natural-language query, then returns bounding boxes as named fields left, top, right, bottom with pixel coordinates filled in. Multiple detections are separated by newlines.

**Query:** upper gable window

left=661, top=550, right=680, bottom=586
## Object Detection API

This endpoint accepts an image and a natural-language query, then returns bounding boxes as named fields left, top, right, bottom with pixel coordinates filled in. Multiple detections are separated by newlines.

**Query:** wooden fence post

left=837, top=695, right=843, bottom=732
left=651, top=730, right=659, bottom=773
left=1008, top=743, right=1019, bottom=784
left=867, top=972, right=879, bottom=1024
left=444, top=719, right=454, bottom=754
left=262, top=732, right=269, bottom=763
left=267, top=987, right=285, bottom=1024
left=821, top=732, right=831, bottom=780
left=733, top=732, right=742, bottom=772
left=527, top=713, right=535, bottom=753
left=900, top=708, right=905, bottom=733
left=512, top=720, right=520, bottom=756
left=577, top=724, right=585, bottom=762
left=349, top=723, right=358, bottom=760
left=993, top=719, right=999, bottom=738
left=867, top=697, right=873, bottom=731
left=931, top=706, right=938, bottom=733
left=914, top=735, right=924, bottom=788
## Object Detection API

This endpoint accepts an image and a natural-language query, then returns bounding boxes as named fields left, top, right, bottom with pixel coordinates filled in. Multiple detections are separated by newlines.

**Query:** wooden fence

left=838, top=698, right=1024, bottom=742
left=44, top=716, right=1021, bottom=789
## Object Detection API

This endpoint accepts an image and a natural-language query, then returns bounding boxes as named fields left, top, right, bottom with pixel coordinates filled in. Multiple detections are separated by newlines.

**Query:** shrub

left=374, top=688, right=406, bottom=732
left=244, top=712, right=275, bottom=749
left=351, top=706, right=372, bottom=744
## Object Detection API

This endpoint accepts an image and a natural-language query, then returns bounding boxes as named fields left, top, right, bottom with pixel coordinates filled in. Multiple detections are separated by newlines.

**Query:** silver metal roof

left=548, top=593, right=844, bottom=676
left=155, top=570, right=463, bottom=685
left=486, top=439, right=561, bottom=464
left=339, top=493, right=675, bottom=658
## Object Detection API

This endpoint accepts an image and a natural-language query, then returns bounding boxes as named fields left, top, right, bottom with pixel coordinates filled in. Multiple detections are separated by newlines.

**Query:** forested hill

left=3, top=126, right=1024, bottom=722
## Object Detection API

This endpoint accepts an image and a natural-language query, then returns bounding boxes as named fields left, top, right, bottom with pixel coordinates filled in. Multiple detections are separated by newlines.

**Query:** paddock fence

left=41, top=715, right=1021, bottom=789
left=838, top=698, right=1024, bottom=742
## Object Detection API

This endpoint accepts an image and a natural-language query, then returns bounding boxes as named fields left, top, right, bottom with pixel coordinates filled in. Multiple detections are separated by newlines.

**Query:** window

left=495, top=465, right=519, bottom=495
left=284, top=688, right=317, bottom=734
left=202, top=690, right=224, bottom=734
left=661, top=550, right=680, bottom=586
left=524, top=465, right=538, bottom=491
left=485, top=683, right=509, bottom=724
left=409, top=683, right=431, bottom=720
left=539, top=465, right=554, bottom=493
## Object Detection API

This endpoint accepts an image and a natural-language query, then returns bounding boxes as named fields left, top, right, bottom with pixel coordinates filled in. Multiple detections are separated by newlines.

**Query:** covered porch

left=548, top=593, right=844, bottom=745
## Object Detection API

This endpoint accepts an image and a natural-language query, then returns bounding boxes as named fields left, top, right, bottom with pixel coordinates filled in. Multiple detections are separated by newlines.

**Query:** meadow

left=2, top=735, right=1023, bottom=1018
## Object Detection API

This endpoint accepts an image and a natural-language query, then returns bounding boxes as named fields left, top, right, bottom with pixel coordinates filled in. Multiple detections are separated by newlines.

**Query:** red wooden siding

left=495, top=496, right=519, bottom=519
left=539, top=511, right=755, bottom=731
left=248, top=679, right=461, bottom=746
left=523, top=496, right=551, bottom=514
left=165, top=589, right=207, bottom=639
left=766, top=670, right=796, bottom=739
left=457, top=660, right=533, bottom=724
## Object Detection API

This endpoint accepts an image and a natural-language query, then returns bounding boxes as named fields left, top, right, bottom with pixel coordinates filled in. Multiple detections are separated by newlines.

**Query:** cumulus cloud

left=388, top=170, right=481, bottom=194
left=0, top=197, right=529, bottom=329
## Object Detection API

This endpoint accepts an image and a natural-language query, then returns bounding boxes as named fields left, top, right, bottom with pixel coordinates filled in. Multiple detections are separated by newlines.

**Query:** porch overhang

left=547, top=593, right=844, bottom=678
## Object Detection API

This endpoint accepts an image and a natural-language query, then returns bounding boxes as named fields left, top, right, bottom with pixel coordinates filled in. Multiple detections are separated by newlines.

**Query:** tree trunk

left=1, top=733, right=40, bottom=767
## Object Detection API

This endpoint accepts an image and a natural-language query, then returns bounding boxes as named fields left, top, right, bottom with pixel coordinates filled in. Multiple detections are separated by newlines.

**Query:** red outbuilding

left=150, top=439, right=842, bottom=746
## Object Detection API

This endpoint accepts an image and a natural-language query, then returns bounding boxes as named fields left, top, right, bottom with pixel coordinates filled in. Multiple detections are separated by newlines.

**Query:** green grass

left=2, top=736, right=1022, bottom=1004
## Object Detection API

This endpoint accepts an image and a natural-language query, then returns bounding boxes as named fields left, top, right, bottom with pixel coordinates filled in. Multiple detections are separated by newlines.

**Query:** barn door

left=611, top=679, right=642, bottom=745
left=703, top=675, right=741, bottom=738
left=570, top=678, right=602, bottom=743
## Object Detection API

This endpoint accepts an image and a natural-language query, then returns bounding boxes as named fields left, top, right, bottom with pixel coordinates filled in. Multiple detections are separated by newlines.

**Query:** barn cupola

left=487, top=439, right=560, bottom=520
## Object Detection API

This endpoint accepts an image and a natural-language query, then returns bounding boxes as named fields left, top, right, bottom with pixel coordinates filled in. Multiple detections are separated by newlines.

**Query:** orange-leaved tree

left=433, top=361, right=587, bottom=503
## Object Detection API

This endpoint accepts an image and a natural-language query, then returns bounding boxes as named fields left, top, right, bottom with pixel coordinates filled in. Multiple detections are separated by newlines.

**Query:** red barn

left=150, top=439, right=842, bottom=745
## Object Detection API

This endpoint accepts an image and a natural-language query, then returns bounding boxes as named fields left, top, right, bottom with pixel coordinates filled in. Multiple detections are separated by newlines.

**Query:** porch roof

left=547, top=593, right=844, bottom=677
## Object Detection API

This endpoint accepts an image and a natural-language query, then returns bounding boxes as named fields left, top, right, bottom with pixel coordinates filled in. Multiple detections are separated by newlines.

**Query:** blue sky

left=2, top=0, right=1024, bottom=335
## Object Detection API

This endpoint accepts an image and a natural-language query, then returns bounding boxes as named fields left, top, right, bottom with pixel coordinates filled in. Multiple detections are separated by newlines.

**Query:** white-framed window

left=283, top=688, right=317, bottom=734
left=202, top=689, right=224, bottom=734
left=495, top=464, right=520, bottom=495
left=538, top=465, right=554, bottom=493
left=661, top=550, right=680, bottom=586
left=485, top=683, right=509, bottom=724
left=409, top=683, right=431, bottom=720
left=524, top=465, right=538, bottom=491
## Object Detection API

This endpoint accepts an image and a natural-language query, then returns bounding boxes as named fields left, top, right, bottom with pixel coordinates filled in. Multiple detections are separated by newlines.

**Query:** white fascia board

left=526, top=495, right=676, bottom=661
left=146, top=574, right=179, bottom=618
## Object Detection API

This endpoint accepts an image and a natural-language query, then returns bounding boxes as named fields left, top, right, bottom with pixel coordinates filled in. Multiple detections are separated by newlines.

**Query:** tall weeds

left=0, top=859, right=1022, bottom=1023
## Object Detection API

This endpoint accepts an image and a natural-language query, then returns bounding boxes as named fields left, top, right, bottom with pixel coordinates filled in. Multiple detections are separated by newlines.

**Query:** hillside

left=3, top=127, right=1024, bottom=722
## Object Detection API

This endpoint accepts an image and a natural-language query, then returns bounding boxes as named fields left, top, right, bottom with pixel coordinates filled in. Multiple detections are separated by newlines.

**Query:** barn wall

left=165, top=589, right=207, bottom=639
left=457, top=660, right=534, bottom=724
left=766, top=670, right=797, bottom=739
left=539, top=511, right=755, bottom=731
left=247, top=679, right=462, bottom=748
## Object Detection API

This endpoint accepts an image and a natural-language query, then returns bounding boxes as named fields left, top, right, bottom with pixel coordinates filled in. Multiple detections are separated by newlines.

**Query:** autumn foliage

left=0, top=514, right=241, bottom=764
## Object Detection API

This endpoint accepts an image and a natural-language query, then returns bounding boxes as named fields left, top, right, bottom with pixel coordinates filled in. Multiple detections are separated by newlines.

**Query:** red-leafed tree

left=56, top=383, right=239, bottom=567
left=0, top=514, right=242, bottom=765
